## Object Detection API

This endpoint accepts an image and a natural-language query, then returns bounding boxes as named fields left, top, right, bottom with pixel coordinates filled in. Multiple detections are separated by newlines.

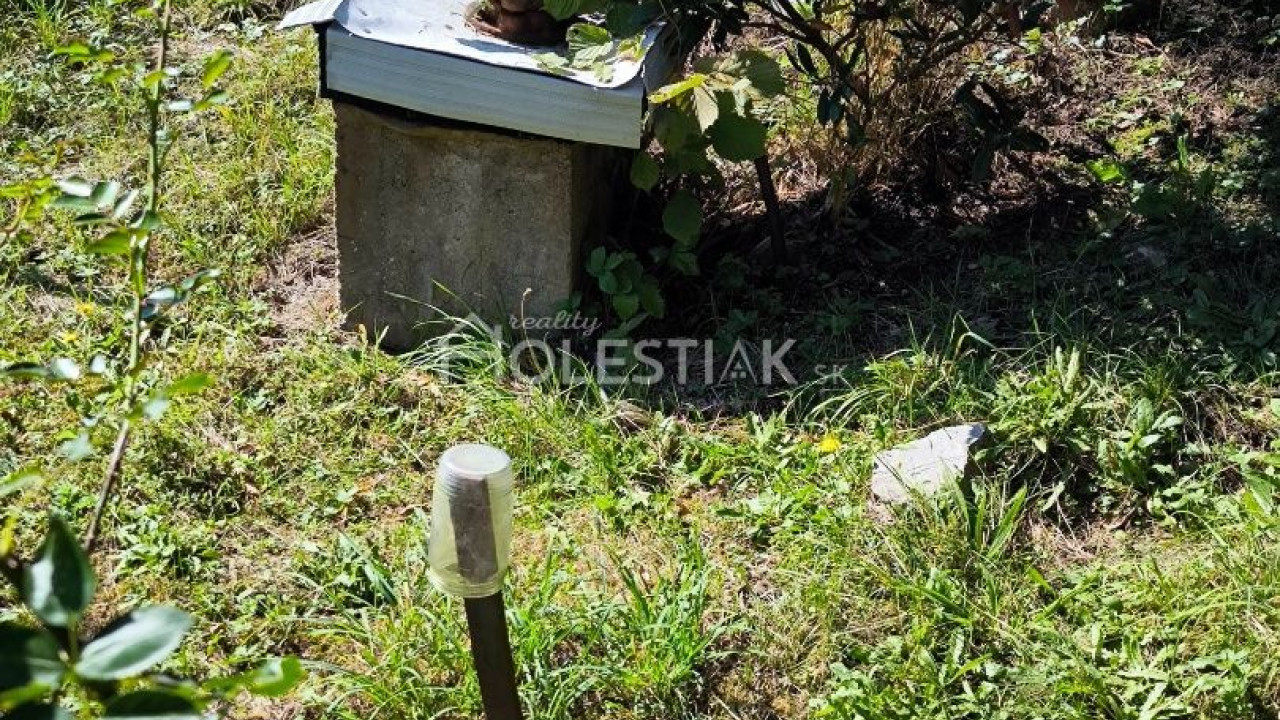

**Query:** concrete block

left=334, top=101, right=617, bottom=350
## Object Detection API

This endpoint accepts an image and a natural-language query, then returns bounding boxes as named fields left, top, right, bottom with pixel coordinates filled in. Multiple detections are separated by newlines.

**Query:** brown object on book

left=469, top=0, right=569, bottom=46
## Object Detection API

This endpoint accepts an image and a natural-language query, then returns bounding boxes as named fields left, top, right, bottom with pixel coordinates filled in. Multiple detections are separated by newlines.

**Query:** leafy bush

left=1, top=1, right=302, bottom=716
left=534, top=0, right=1039, bottom=329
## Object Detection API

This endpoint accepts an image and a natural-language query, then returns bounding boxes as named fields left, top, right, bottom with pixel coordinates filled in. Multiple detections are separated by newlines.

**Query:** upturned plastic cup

left=427, top=444, right=514, bottom=598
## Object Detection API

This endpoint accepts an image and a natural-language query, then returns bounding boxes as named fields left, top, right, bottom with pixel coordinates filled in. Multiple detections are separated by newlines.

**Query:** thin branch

left=84, top=420, right=132, bottom=554
left=754, top=155, right=788, bottom=264
left=741, top=20, right=810, bottom=44
left=82, top=0, right=171, bottom=553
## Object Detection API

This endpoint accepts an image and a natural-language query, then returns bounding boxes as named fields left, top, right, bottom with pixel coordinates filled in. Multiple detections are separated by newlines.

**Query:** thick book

left=320, top=23, right=678, bottom=148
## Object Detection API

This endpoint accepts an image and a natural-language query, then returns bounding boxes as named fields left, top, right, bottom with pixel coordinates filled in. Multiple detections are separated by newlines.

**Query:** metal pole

left=464, top=593, right=523, bottom=720
left=448, top=472, right=524, bottom=720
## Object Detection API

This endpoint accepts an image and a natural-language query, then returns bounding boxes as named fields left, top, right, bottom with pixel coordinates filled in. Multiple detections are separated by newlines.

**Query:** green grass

left=2, top=2, right=1280, bottom=719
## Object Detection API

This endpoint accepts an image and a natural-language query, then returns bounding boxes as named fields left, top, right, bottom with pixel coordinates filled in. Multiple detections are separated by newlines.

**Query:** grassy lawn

left=2, top=1, right=1279, bottom=719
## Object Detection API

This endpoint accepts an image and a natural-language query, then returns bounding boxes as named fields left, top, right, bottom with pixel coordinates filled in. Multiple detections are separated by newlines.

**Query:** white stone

left=870, top=424, right=986, bottom=504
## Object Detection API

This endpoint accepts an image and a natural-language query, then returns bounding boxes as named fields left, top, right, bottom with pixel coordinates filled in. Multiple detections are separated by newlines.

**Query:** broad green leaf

left=4, top=703, right=71, bottom=720
left=89, top=181, right=120, bottom=207
left=197, top=90, right=229, bottom=111
left=141, top=288, right=177, bottom=321
left=612, top=292, right=640, bottom=320
left=86, top=235, right=130, bottom=255
left=47, top=359, right=79, bottom=381
left=0, top=358, right=79, bottom=386
left=630, top=152, right=660, bottom=192
left=0, top=466, right=44, bottom=499
left=96, top=67, right=128, bottom=85
left=638, top=281, right=665, bottom=319
left=662, top=190, right=702, bottom=245
left=52, top=43, right=90, bottom=57
left=55, top=178, right=93, bottom=197
left=667, top=148, right=712, bottom=178
left=111, top=190, right=140, bottom=221
left=1242, top=487, right=1270, bottom=519
left=605, top=2, right=652, bottom=35
left=0, top=683, right=53, bottom=709
left=133, top=211, right=161, bottom=230
left=567, top=22, right=611, bottom=53
left=736, top=50, right=785, bottom=97
left=533, top=52, right=570, bottom=74
left=613, top=267, right=635, bottom=294
left=76, top=607, right=192, bottom=681
left=71, top=212, right=109, bottom=227
left=200, top=50, right=232, bottom=89
left=87, top=230, right=133, bottom=256
left=598, top=272, right=619, bottom=294
left=709, top=114, right=768, bottom=162
left=0, top=515, right=15, bottom=559
left=649, top=74, right=705, bottom=104
left=0, top=624, right=64, bottom=695
left=146, top=287, right=178, bottom=305
left=586, top=247, right=607, bottom=275
left=103, top=690, right=201, bottom=720
left=140, top=395, right=171, bottom=421
left=57, top=431, right=94, bottom=462
left=653, top=106, right=697, bottom=153
left=166, top=374, right=211, bottom=396
left=50, top=195, right=97, bottom=212
left=1, top=363, right=50, bottom=379
left=23, top=515, right=95, bottom=628
left=204, top=655, right=307, bottom=696
left=669, top=250, right=699, bottom=276
left=542, top=0, right=589, bottom=20
left=242, top=657, right=306, bottom=697
left=178, top=268, right=222, bottom=292
left=691, top=86, right=720, bottom=130
left=1085, top=158, right=1126, bottom=184
left=204, top=657, right=307, bottom=698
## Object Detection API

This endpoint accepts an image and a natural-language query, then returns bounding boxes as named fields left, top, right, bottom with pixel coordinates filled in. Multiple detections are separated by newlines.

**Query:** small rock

left=870, top=423, right=986, bottom=505
left=612, top=400, right=652, bottom=433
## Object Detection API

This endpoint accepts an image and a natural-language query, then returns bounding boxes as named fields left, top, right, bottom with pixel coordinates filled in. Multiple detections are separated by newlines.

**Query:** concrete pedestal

left=334, top=101, right=616, bottom=350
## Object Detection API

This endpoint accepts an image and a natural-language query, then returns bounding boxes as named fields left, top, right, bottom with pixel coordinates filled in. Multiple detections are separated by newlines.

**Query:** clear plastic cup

left=427, top=444, right=514, bottom=598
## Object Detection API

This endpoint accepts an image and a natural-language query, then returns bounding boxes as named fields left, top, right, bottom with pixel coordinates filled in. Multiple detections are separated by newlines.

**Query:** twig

left=753, top=155, right=787, bottom=264
left=82, top=0, right=171, bottom=553
left=84, top=420, right=132, bottom=554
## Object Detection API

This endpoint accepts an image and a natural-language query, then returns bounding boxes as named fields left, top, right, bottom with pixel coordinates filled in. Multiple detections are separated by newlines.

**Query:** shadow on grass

left=609, top=136, right=1277, bottom=417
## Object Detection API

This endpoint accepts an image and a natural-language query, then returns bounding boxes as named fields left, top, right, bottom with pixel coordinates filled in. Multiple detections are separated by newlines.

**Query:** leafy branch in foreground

left=1, top=1, right=302, bottom=717
left=0, top=515, right=303, bottom=719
